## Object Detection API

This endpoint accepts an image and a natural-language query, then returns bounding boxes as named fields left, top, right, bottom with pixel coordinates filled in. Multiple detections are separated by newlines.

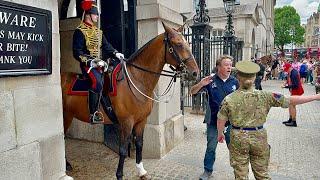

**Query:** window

left=212, top=29, right=223, bottom=36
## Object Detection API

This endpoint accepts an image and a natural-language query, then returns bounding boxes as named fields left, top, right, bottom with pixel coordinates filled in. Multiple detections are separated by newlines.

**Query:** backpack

left=300, top=64, right=307, bottom=73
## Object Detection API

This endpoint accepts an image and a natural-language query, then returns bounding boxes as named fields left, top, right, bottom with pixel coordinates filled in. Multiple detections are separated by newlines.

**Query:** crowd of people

left=190, top=55, right=320, bottom=180
left=261, top=57, right=320, bottom=85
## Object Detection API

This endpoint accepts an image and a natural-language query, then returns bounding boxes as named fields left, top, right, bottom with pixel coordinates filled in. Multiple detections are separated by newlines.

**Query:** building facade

left=1, top=0, right=189, bottom=179
left=181, top=0, right=276, bottom=60
left=304, top=5, right=320, bottom=48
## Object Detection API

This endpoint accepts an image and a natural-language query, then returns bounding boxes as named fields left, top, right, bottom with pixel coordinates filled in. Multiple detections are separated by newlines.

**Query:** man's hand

left=115, top=53, right=124, bottom=60
left=200, top=75, right=214, bottom=86
left=217, top=133, right=225, bottom=143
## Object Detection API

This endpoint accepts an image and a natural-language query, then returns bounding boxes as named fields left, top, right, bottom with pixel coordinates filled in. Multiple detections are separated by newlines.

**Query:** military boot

left=88, top=90, right=103, bottom=123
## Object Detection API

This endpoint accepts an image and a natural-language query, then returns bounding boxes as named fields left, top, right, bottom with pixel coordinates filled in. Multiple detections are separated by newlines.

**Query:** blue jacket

left=204, top=75, right=239, bottom=126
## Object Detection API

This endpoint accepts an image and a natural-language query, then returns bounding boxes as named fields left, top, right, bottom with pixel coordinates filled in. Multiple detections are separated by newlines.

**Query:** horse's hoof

left=140, top=174, right=151, bottom=180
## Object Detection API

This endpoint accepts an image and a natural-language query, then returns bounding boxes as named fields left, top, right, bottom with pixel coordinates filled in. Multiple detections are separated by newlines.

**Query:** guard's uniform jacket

left=73, top=21, right=117, bottom=92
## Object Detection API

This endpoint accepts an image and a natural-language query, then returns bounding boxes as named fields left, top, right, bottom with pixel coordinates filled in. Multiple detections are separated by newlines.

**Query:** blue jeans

left=203, top=123, right=231, bottom=172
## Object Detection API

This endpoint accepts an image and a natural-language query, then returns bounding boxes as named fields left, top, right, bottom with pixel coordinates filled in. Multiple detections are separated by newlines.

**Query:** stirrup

left=91, top=111, right=104, bottom=124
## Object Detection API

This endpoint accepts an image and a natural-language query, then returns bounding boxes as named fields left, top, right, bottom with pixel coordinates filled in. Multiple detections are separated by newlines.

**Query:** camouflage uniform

left=217, top=61, right=290, bottom=180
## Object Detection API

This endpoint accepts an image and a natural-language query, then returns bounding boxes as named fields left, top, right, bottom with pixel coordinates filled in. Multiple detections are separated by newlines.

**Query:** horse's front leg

left=134, top=121, right=150, bottom=179
left=116, top=122, right=133, bottom=180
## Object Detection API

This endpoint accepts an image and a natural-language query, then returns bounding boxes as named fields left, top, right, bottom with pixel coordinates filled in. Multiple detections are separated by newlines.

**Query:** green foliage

left=274, top=6, right=305, bottom=51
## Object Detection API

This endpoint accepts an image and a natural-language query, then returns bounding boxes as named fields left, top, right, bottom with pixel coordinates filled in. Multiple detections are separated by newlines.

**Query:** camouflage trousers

left=229, top=129, right=271, bottom=180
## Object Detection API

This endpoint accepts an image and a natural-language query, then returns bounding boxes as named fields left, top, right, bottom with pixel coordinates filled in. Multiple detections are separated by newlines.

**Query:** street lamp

left=223, top=0, right=238, bottom=61
left=223, top=0, right=236, bottom=37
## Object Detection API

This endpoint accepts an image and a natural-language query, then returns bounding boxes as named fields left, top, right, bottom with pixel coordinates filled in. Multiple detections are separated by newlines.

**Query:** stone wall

left=137, top=0, right=185, bottom=158
left=0, top=0, right=70, bottom=179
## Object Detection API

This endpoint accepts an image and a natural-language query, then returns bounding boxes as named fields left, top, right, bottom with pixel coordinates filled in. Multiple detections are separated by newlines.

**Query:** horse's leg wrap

left=135, top=136, right=146, bottom=177
left=136, top=162, right=147, bottom=177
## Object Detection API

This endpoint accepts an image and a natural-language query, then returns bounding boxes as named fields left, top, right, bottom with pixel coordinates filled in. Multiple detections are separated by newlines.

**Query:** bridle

left=122, top=32, right=194, bottom=102
left=163, top=32, right=194, bottom=71
left=124, top=32, right=194, bottom=77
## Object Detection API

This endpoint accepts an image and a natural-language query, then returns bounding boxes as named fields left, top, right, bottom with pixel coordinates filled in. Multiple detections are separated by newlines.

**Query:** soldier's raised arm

left=290, top=94, right=320, bottom=105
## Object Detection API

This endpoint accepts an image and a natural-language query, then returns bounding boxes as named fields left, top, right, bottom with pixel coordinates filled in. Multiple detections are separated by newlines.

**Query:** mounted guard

left=72, top=0, right=124, bottom=123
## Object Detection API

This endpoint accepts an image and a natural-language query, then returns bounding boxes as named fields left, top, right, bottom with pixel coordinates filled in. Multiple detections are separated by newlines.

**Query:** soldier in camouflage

left=216, top=60, right=320, bottom=180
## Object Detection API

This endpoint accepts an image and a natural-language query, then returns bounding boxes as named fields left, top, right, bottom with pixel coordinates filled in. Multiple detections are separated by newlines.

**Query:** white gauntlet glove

left=115, top=52, right=124, bottom=60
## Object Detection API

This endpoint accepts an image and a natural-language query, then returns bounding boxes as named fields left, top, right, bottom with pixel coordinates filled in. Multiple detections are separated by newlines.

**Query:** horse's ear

left=176, top=23, right=186, bottom=32
left=162, top=21, right=174, bottom=34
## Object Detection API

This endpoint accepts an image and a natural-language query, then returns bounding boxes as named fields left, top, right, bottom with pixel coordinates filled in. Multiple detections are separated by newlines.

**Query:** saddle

left=66, top=62, right=124, bottom=124
left=67, top=63, right=124, bottom=96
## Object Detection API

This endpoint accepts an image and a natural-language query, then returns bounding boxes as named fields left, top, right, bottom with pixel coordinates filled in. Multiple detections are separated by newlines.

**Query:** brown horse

left=61, top=22, right=199, bottom=180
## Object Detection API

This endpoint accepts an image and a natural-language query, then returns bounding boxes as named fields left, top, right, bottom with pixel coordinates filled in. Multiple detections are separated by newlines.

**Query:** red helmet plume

left=81, top=0, right=94, bottom=11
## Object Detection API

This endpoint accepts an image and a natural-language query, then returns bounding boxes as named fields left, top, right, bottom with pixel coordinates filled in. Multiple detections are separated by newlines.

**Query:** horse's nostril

left=192, top=71, right=197, bottom=77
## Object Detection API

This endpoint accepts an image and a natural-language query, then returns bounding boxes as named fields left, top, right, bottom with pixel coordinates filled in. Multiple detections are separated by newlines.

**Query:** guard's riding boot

left=88, top=90, right=103, bottom=123
left=282, top=118, right=292, bottom=124
left=285, top=120, right=297, bottom=127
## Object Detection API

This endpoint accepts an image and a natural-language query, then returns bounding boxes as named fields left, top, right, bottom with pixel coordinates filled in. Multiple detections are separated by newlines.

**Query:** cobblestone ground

left=66, top=80, right=320, bottom=180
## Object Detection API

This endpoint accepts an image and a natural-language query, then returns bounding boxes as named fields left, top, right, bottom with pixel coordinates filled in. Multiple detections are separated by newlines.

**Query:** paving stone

left=65, top=80, right=320, bottom=179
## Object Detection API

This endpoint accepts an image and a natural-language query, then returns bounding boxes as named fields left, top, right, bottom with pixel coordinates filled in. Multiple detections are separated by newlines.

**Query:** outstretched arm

left=190, top=75, right=213, bottom=95
left=290, top=94, right=320, bottom=106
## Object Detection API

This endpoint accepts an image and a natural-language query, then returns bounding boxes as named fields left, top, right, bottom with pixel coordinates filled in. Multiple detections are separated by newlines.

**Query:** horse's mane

left=127, top=34, right=162, bottom=63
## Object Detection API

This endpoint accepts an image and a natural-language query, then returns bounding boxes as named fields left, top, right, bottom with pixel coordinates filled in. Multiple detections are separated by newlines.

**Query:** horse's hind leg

left=116, top=121, right=133, bottom=180
left=134, top=120, right=150, bottom=179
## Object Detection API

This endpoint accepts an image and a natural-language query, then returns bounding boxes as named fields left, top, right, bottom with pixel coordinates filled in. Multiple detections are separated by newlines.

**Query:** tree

left=274, top=6, right=305, bottom=54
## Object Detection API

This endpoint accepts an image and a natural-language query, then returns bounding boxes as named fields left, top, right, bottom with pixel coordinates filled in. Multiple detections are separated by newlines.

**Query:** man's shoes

left=282, top=119, right=292, bottom=124
left=285, top=121, right=297, bottom=127
left=199, top=170, right=212, bottom=180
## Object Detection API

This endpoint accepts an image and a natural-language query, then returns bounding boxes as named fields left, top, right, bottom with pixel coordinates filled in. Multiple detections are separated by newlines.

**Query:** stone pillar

left=243, top=43, right=254, bottom=60
left=0, top=0, right=71, bottom=179
left=136, top=0, right=184, bottom=158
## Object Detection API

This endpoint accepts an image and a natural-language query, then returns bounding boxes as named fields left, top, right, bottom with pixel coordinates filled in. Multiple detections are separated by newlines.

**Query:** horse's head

left=162, top=22, right=199, bottom=80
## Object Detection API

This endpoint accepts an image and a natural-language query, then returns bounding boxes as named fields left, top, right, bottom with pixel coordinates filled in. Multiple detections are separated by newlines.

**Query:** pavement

left=66, top=80, right=320, bottom=180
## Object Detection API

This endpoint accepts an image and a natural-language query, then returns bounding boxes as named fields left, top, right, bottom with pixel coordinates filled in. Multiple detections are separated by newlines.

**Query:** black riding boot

left=88, top=90, right=103, bottom=123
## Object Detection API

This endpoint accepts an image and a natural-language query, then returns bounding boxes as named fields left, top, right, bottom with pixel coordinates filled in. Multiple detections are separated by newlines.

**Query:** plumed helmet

left=81, top=0, right=99, bottom=15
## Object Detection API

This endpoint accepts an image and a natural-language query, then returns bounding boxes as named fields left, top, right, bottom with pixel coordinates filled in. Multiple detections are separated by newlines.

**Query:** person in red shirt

left=281, top=63, right=304, bottom=127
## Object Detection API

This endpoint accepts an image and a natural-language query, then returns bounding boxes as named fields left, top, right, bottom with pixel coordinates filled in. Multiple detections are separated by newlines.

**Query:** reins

left=121, top=32, right=192, bottom=103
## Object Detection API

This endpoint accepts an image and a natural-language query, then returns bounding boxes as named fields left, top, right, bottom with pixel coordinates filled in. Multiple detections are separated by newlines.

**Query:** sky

left=275, top=0, right=320, bottom=24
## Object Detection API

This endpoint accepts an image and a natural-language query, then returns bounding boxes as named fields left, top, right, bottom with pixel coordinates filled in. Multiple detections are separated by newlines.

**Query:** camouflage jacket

left=217, top=89, right=289, bottom=127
